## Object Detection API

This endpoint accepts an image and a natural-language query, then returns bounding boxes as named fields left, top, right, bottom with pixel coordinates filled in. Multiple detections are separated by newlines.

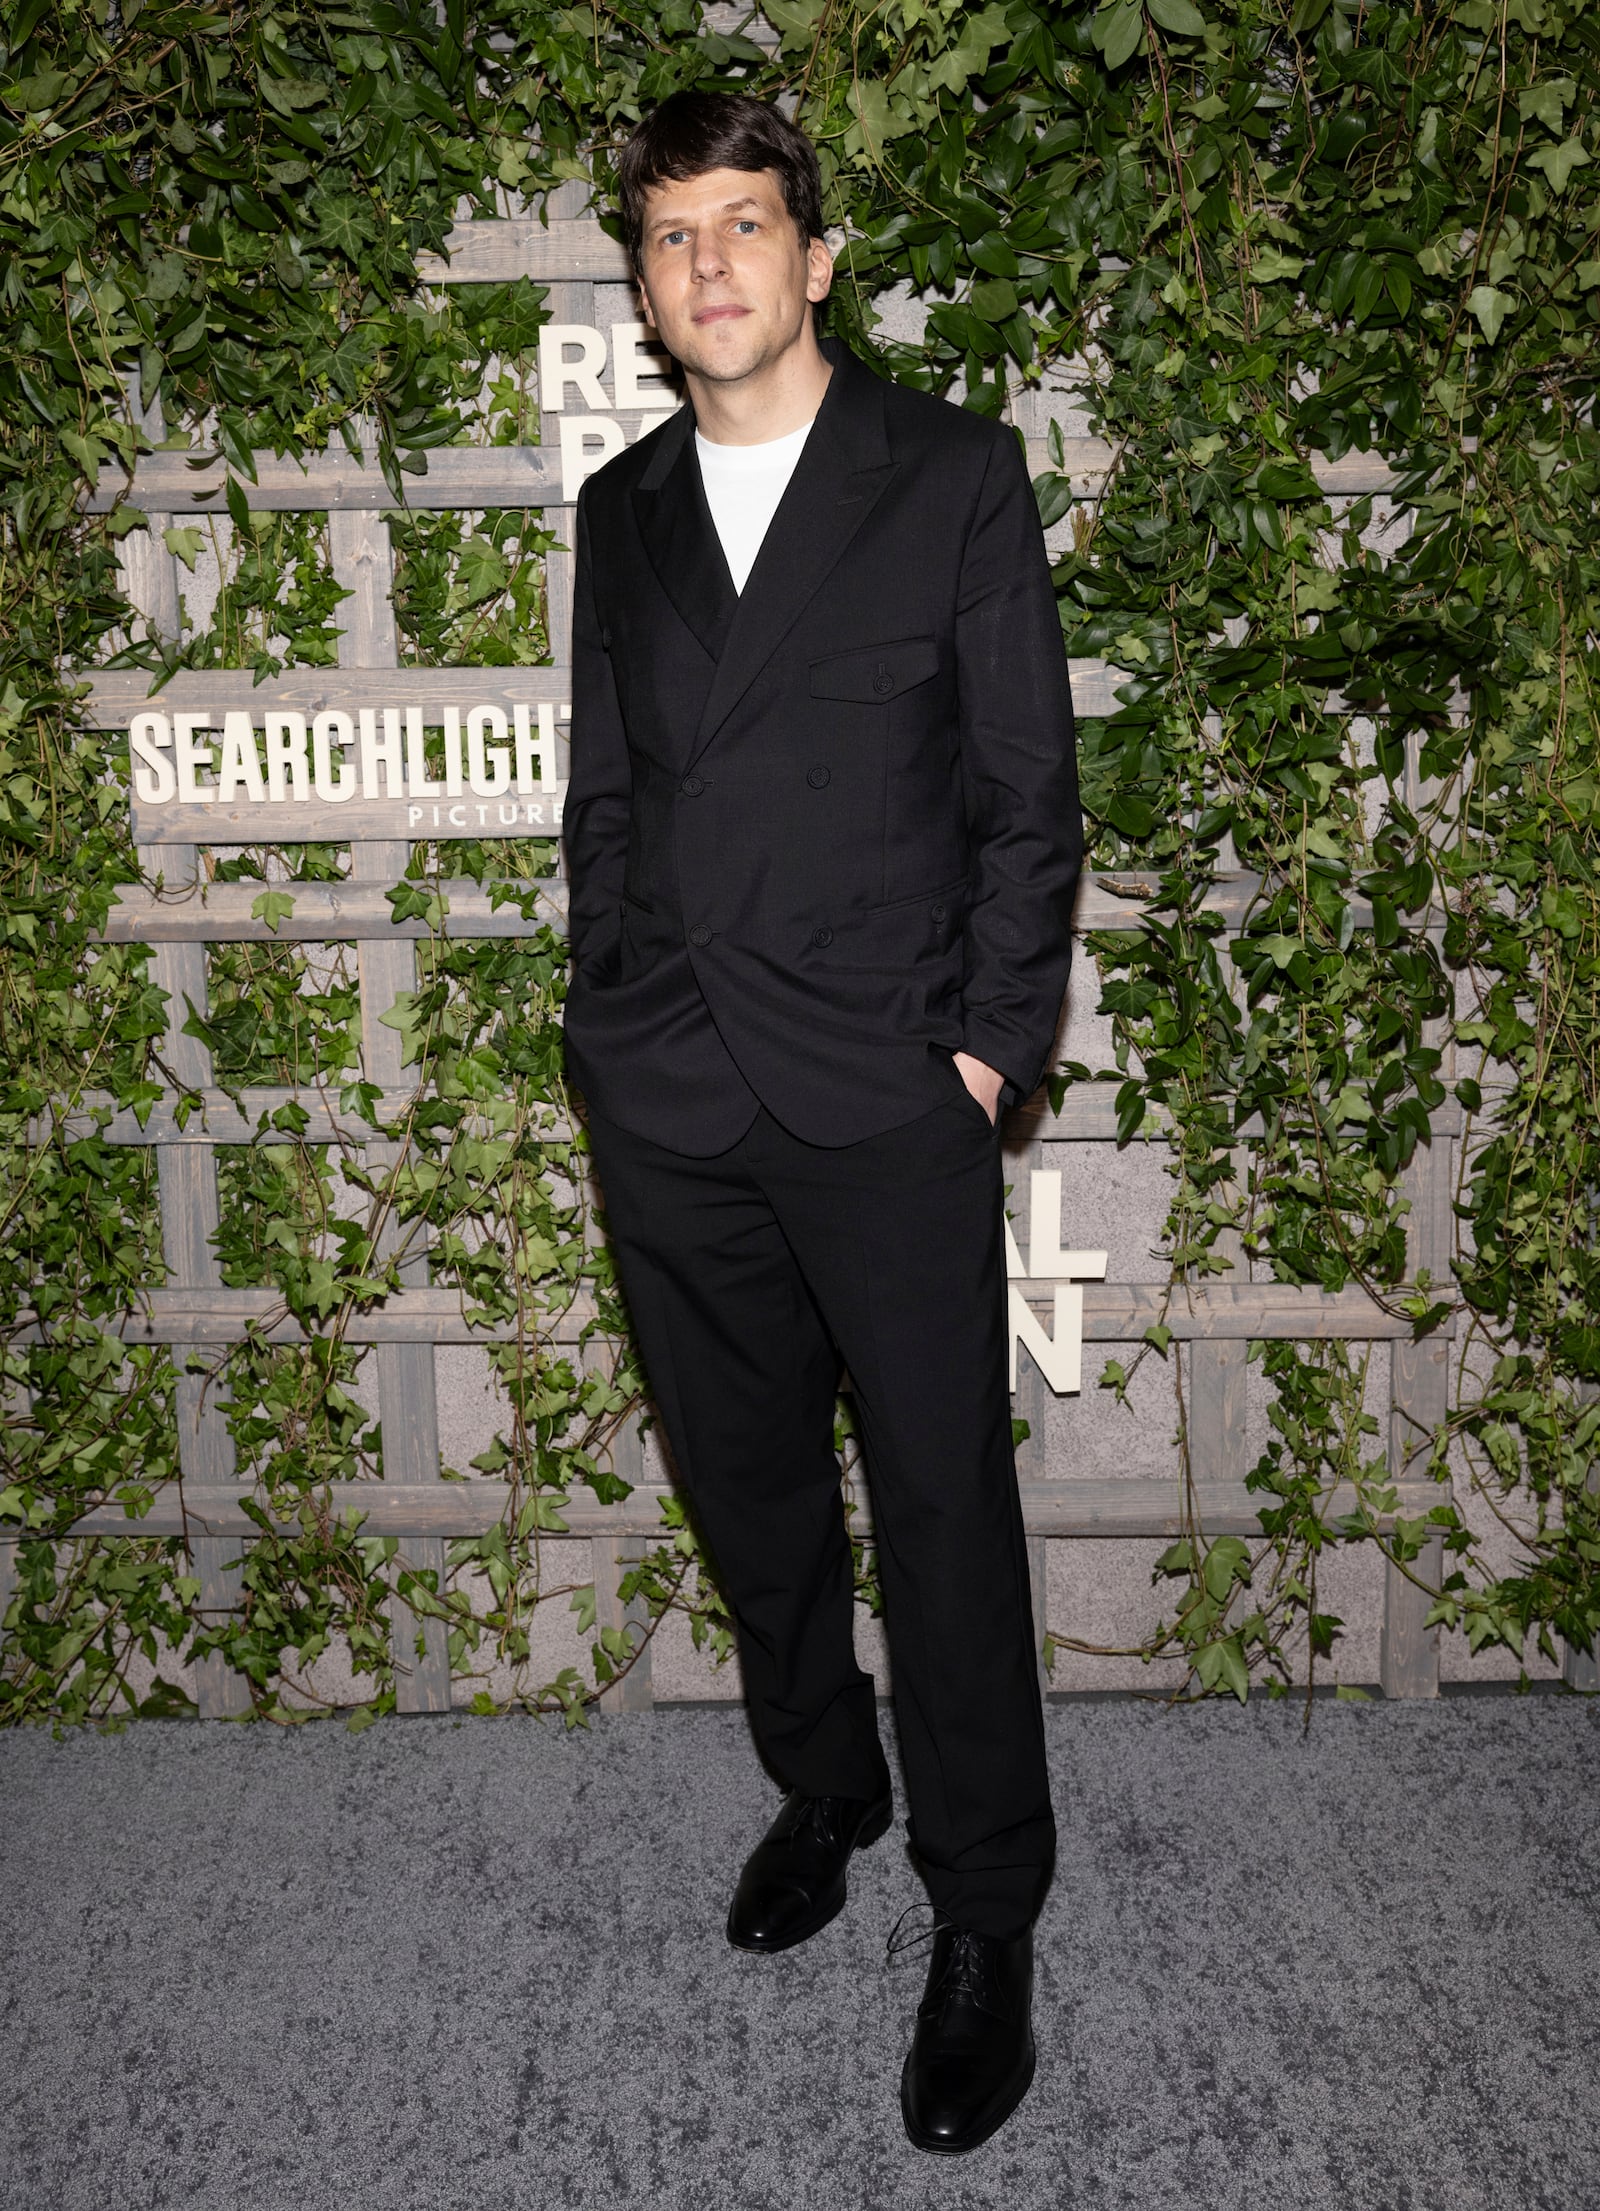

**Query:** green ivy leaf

left=1092, top=0, right=1145, bottom=70
left=1527, top=138, right=1591, bottom=193
left=1147, top=0, right=1207, bottom=36
left=250, top=890, right=297, bottom=934
left=1250, top=246, right=1306, bottom=283
left=970, top=276, right=1018, bottom=322
left=1467, top=285, right=1513, bottom=342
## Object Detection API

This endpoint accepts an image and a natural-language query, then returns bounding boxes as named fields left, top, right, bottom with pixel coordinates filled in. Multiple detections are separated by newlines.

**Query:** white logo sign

left=538, top=321, right=681, bottom=498
left=128, top=702, right=568, bottom=832
left=1006, top=1170, right=1107, bottom=1395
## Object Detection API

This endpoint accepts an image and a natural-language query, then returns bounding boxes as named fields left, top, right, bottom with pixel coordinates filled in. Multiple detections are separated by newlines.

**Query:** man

left=561, top=90, right=1081, bottom=2155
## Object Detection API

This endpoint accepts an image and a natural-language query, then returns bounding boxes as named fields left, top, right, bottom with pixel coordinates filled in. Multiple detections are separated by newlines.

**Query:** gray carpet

left=2, top=1697, right=1596, bottom=2211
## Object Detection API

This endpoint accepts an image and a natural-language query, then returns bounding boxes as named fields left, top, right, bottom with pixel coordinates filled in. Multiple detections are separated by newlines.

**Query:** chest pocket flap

left=809, top=635, right=939, bottom=703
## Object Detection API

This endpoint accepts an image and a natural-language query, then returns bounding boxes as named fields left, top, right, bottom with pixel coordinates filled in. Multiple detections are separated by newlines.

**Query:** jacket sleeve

left=562, top=481, right=631, bottom=978
left=954, top=427, right=1083, bottom=1103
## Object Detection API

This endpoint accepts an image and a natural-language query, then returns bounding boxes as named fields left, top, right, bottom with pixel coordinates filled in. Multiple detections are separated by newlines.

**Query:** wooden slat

left=415, top=216, right=634, bottom=286
left=1379, top=952, right=1454, bottom=1697
left=1563, top=1388, right=1599, bottom=1692
left=91, top=868, right=1450, bottom=944
left=115, top=380, right=183, bottom=644
left=85, top=444, right=568, bottom=516
left=1184, top=906, right=1251, bottom=1487
left=98, top=878, right=567, bottom=942
left=538, top=212, right=595, bottom=722
left=1026, top=1531, right=1051, bottom=1689
left=129, top=789, right=569, bottom=847
left=21, top=1280, right=1454, bottom=1347
left=89, top=870, right=1213, bottom=942
left=78, top=665, right=573, bottom=725
left=82, top=661, right=1448, bottom=783
left=145, top=864, right=252, bottom=1719
left=62, top=1473, right=1443, bottom=1543
left=594, top=1413, right=653, bottom=1713
left=85, top=433, right=1398, bottom=519
left=36, top=1082, right=1463, bottom=1151
left=49, top=1086, right=1157, bottom=1150
left=0, top=1538, right=16, bottom=1676
left=331, top=506, right=453, bottom=1715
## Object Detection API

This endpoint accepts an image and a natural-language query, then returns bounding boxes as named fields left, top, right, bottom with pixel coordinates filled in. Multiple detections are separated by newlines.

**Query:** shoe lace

left=784, top=1793, right=844, bottom=1848
left=884, top=1902, right=958, bottom=1963
left=884, top=1906, right=1004, bottom=2016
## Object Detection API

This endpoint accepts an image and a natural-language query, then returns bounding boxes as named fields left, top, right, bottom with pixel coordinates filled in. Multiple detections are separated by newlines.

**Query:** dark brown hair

left=615, top=92, right=825, bottom=270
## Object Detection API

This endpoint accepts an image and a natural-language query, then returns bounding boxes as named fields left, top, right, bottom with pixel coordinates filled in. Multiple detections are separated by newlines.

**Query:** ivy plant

left=1, top=0, right=1594, bottom=1723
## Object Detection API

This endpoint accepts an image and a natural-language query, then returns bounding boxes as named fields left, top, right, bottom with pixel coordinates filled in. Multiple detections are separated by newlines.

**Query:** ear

left=637, top=280, right=658, bottom=331
left=805, top=234, right=834, bottom=306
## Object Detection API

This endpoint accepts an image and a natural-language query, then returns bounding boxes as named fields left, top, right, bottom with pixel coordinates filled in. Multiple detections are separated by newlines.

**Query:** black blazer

left=561, top=339, right=1083, bottom=1155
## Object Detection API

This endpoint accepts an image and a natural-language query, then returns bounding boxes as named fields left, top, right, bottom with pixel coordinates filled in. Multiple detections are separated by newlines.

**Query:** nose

left=691, top=228, right=730, bottom=283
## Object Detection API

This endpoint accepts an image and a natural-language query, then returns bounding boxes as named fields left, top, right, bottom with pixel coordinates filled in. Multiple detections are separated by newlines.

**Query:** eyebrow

left=649, top=196, right=766, bottom=234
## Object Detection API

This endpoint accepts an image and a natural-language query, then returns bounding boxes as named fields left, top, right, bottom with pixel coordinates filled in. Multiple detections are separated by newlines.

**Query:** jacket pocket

left=818, top=878, right=968, bottom=971
left=809, top=635, right=939, bottom=703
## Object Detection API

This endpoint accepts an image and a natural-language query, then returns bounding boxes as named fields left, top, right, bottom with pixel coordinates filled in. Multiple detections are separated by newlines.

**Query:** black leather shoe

left=899, top=1922, right=1036, bottom=2154
left=726, top=1788, right=894, bottom=1953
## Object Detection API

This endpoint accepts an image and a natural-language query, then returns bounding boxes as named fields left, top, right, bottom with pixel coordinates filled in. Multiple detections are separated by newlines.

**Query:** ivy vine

left=1, top=0, right=1594, bottom=1724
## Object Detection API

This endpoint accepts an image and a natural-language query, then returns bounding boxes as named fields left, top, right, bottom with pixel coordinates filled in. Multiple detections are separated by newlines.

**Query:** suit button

left=811, top=925, right=833, bottom=947
left=681, top=774, right=705, bottom=796
left=806, top=765, right=830, bottom=789
left=931, top=903, right=947, bottom=923
left=688, top=925, right=713, bottom=947
left=872, top=666, right=894, bottom=696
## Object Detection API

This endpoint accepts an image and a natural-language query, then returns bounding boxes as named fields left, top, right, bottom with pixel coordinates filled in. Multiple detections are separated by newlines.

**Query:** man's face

left=635, top=165, right=833, bottom=388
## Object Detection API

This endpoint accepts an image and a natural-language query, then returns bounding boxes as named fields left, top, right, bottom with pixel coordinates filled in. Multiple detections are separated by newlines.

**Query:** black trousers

left=584, top=1078, right=1055, bottom=1939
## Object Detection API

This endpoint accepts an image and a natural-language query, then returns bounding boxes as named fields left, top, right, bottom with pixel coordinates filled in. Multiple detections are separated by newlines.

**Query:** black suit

left=563, top=341, right=1082, bottom=1937
left=563, top=339, right=1081, bottom=1151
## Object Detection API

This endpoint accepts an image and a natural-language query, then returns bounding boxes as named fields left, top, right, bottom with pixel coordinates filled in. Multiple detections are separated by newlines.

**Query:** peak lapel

left=630, top=409, right=738, bottom=667
left=684, top=350, right=897, bottom=771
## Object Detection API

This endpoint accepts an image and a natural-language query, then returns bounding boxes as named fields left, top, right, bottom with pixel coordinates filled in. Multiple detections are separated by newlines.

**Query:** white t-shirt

left=694, top=418, right=814, bottom=594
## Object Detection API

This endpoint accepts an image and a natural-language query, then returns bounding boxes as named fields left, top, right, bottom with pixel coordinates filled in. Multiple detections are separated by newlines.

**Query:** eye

left=733, top=219, right=759, bottom=234
left=661, top=229, right=688, bottom=247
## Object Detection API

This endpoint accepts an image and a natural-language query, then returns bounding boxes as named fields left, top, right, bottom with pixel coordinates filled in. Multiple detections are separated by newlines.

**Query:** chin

left=686, top=335, right=769, bottom=383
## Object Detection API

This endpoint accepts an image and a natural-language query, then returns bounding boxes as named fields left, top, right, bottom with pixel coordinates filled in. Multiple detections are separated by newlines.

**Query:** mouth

left=692, top=304, right=750, bottom=325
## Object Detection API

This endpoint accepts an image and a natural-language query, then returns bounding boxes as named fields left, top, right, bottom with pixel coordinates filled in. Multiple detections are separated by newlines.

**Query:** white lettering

left=539, top=323, right=611, bottom=412
left=404, top=704, right=440, bottom=797
left=358, top=706, right=403, bottom=800
left=1009, top=1284, right=1086, bottom=1396
left=311, top=710, right=356, bottom=803
left=1003, top=1176, right=1107, bottom=1393
left=559, top=415, right=626, bottom=501
left=498, top=802, right=519, bottom=826
left=1027, top=1171, right=1108, bottom=1287
left=448, top=804, right=466, bottom=826
left=172, top=711, right=216, bottom=804
left=215, top=712, right=266, bottom=803
left=611, top=321, right=674, bottom=411
left=263, top=709, right=310, bottom=803
left=467, top=704, right=511, bottom=797
left=442, top=706, right=465, bottom=797
left=129, top=712, right=175, bottom=805
left=407, top=805, right=424, bottom=827
left=513, top=701, right=561, bottom=794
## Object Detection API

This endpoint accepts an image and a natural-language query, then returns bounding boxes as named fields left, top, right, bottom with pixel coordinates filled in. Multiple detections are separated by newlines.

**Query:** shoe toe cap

left=727, top=1874, right=839, bottom=1950
left=901, top=2039, right=1035, bottom=2154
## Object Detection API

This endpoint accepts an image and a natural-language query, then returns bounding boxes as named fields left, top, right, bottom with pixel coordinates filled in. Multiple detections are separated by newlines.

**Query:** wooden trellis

left=6, top=206, right=1513, bottom=1715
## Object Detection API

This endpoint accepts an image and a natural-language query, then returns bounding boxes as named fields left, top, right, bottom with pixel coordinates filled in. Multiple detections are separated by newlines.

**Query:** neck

left=686, top=324, right=832, bottom=447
